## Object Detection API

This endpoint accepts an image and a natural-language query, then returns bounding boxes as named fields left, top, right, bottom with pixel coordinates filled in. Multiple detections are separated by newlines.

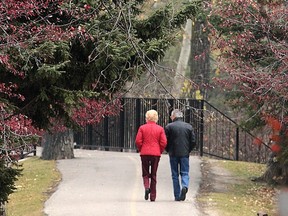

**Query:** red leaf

left=253, top=137, right=262, bottom=146
left=270, top=134, right=281, bottom=142
left=266, top=117, right=282, bottom=131
left=271, top=144, right=281, bottom=153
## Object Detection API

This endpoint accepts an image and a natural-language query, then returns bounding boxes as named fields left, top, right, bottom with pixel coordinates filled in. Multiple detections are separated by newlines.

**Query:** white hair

left=171, top=109, right=183, bottom=118
left=145, top=109, right=158, bottom=122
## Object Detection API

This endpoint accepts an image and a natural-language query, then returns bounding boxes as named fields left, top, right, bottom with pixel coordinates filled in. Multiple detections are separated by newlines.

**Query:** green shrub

left=0, top=160, right=22, bottom=204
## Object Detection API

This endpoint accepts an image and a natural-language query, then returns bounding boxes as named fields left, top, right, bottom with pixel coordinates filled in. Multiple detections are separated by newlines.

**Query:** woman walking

left=135, top=109, right=167, bottom=202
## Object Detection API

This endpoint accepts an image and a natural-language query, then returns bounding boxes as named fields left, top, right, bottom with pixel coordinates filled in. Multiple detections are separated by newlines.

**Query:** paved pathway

left=44, top=149, right=203, bottom=216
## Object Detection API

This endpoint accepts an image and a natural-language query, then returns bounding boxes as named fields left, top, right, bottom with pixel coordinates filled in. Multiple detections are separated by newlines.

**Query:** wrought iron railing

left=202, top=101, right=271, bottom=163
left=74, top=98, right=271, bottom=163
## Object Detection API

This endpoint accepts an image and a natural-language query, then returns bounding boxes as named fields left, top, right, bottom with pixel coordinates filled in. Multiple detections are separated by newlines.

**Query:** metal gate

left=74, top=97, right=271, bottom=163
left=202, top=101, right=270, bottom=163
left=74, top=97, right=203, bottom=152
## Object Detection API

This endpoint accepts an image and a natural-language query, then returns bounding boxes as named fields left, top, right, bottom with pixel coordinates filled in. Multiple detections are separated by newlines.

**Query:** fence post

left=119, top=99, right=125, bottom=152
left=33, top=144, right=37, bottom=156
left=104, top=117, right=109, bottom=151
left=235, top=127, right=239, bottom=161
left=199, top=100, right=204, bottom=157
left=135, top=99, right=141, bottom=152
left=135, top=98, right=141, bottom=130
left=168, top=99, right=174, bottom=123
left=185, top=99, right=191, bottom=123
left=88, top=125, right=92, bottom=147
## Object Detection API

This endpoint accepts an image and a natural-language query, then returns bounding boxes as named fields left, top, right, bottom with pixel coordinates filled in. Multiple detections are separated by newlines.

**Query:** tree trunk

left=41, top=129, right=74, bottom=160
left=189, top=18, right=210, bottom=99
left=172, top=19, right=192, bottom=97
left=257, top=153, right=288, bottom=185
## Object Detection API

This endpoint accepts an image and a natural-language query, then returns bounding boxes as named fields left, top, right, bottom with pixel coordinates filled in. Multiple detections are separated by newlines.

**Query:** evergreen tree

left=1, top=0, right=201, bottom=129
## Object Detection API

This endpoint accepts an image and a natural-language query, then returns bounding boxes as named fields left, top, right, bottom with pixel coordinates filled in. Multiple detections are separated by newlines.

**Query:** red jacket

left=135, top=121, right=167, bottom=156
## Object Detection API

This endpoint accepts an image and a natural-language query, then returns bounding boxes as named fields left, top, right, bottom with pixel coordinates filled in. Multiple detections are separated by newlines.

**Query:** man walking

left=165, top=109, right=196, bottom=201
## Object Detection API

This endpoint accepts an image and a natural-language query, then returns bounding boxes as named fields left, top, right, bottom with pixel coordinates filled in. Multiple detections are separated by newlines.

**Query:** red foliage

left=44, top=98, right=122, bottom=133
left=269, top=134, right=281, bottom=143
left=0, top=107, right=42, bottom=135
left=266, top=117, right=282, bottom=132
left=4, top=114, right=41, bottom=135
left=72, top=98, right=122, bottom=127
left=0, top=108, right=43, bottom=151
left=271, top=144, right=281, bottom=153
left=253, top=137, right=262, bottom=146
left=209, top=1, right=288, bottom=119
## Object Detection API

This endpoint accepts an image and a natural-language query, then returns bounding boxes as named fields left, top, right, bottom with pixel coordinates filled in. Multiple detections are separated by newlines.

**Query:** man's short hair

left=145, top=109, right=158, bottom=122
left=171, top=109, right=183, bottom=118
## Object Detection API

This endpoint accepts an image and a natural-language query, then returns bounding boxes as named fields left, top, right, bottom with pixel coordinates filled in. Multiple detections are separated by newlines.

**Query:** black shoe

left=180, top=187, right=188, bottom=201
left=174, top=197, right=181, bottom=201
left=145, top=188, right=150, bottom=200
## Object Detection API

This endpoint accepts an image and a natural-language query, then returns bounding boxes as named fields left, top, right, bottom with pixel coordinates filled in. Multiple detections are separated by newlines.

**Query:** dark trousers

left=141, top=155, right=160, bottom=200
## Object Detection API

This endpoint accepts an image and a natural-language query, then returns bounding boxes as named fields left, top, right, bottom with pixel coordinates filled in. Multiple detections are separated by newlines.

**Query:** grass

left=199, top=159, right=278, bottom=216
left=6, top=157, right=61, bottom=216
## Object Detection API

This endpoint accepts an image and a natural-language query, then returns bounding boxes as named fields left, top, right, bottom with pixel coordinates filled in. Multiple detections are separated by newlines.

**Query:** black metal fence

left=74, top=98, right=271, bottom=163
left=74, top=98, right=203, bottom=151
left=202, top=101, right=271, bottom=163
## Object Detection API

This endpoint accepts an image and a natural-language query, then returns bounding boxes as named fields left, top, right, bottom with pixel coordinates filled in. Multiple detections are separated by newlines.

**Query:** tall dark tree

left=189, top=16, right=210, bottom=99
